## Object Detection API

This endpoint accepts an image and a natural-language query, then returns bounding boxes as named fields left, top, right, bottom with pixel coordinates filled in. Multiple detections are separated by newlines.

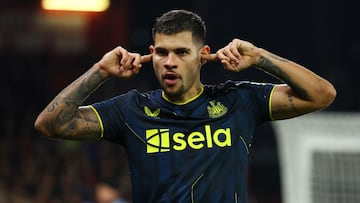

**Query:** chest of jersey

left=123, top=97, right=256, bottom=158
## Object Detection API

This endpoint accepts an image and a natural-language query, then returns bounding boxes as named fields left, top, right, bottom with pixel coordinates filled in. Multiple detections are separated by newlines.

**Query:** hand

left=98, top=46, right=152, bottom=78
left=202, top=39, right=259, bottom=72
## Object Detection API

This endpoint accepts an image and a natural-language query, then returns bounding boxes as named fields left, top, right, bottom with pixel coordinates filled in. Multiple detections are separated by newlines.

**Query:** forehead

left=154, top=31, right=199, bottom=50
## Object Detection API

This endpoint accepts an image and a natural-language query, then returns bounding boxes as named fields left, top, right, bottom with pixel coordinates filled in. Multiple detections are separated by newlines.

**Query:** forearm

left=255, top=48, right=335, bottom=103
left=53, top=63, right=108, bottom=108
left=35, top=63, right=108, bottom=139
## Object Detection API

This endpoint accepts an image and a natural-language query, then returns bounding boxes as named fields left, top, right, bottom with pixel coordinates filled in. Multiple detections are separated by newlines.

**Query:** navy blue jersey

left=91, top=80, right=275, bottom=203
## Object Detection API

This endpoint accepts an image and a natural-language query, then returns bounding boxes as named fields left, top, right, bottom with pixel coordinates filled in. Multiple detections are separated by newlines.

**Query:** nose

left=164, top=53, right=176, bottom=69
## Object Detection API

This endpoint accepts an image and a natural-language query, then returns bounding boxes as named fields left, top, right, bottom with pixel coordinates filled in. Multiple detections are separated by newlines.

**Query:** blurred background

left=0, top=0, right=358, bottom=202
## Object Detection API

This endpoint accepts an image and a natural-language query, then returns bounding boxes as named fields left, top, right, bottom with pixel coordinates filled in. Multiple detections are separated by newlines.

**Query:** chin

left=164, top=89, right=179, bottom=96
left=163, top=87, right=182, bottom=98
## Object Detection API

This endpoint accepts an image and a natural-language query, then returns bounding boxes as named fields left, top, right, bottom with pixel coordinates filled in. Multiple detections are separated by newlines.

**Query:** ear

left=149, top=45, right=155, bottom=53
left=200, top=45, right=210, bottom=65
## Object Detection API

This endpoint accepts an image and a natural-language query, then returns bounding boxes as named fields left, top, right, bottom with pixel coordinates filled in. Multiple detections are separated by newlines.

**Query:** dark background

left=0, top=0, right=358, bottom=202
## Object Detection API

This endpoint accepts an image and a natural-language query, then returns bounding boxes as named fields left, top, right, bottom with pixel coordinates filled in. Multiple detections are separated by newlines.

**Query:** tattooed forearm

left=269, top=53, right=288, bottom=63
left=47, top=69, right=105, bottom=115
left=64, top=68, right=107, bottom=105
left=257, top=55, right=291, bottom=80
left=257, top=55, right=310, bottom=100
left=41, top=66, right=106, bottom=138
left=47, top=101, right=58, bottom=112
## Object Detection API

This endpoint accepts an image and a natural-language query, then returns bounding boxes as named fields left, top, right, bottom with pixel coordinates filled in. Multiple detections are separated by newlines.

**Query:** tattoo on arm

left=47, top=101, right=58, bottom=112
left=72, top=69, right=105, bottom=104
left=46, top=68, right=106, bottom=138
left=269, top=54, right=288, bottom=63
left=257, top=55, right=310, bottom=100
left=288, top=94, right=299, bottom=114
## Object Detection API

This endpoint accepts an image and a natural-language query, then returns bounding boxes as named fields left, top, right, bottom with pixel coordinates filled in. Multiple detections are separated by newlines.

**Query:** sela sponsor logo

left=145, top=125, right=232, bottom=153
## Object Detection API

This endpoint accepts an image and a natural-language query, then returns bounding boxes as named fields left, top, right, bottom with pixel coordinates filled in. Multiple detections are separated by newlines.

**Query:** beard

left=161, top=82, right=185, bottom=100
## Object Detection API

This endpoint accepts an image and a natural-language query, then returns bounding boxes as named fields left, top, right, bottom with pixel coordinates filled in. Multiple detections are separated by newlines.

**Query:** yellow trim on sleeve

left=268, top=85, right=277, bottom=121
left=89, top=105, right=104, bottom=141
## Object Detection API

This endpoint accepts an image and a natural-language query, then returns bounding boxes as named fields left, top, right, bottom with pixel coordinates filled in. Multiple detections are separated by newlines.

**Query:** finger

left=201, top=53, right=218, bottom=61
left=141, top=54, right=153, bottom=63
left=119, top=49, right=129, bottom=66
left=230, top=40, right=241, bottom=58
left=113, top=46, right=124, bottom=58
left=216, top=49, right=230, bottom=62
left=131, top=53, right=142, bottom=68
left=223, top=46, right=239, bottom=63
left=221, top=60, right=232, bottom=69
left=221, top=60, right=239, bottom=72
left=116, top=47, right=134, bottom=68
left=132, top=64, right=142, bottom=75
left=123, top=53, right=135, bottom=68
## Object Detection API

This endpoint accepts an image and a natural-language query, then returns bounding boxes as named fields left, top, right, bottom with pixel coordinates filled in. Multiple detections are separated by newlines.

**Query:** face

left=150, top=31, right=209, bottom=103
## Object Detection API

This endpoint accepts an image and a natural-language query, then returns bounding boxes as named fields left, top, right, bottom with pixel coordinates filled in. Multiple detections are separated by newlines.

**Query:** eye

left=175, top=49, right=188, bottom=56
left=155, top=49, right=168, bottom=57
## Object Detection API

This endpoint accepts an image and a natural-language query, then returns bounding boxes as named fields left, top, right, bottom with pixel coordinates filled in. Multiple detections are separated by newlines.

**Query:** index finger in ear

left=201, top=53, right=218, bottom=61
left=141, top=54, right=153, bottom=63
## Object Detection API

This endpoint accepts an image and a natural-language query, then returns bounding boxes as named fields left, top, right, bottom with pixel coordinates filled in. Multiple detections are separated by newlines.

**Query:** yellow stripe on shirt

left=89, top=105, right=104, bottom=141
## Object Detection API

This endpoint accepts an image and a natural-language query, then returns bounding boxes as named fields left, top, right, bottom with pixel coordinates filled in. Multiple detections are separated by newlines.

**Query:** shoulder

left=113, top=89, right=162, bottom=100
left=137, top=89, right=162, bottom=100
left=92, top=89, right=162, bottom=108
left=204, top=80, right=274, bottom=96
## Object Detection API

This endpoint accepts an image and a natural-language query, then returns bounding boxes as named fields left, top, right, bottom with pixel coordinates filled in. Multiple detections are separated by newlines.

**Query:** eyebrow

left=175, top=48, right=191, bottom=53
left=154, top=47, right=191, bottom=53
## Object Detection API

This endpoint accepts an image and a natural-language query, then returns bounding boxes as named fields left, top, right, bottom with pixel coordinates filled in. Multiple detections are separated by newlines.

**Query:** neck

left=162, top=85, right=204, bottom=105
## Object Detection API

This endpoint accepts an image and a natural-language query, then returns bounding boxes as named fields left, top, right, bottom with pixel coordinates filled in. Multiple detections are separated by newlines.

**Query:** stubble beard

left=162, top=82, right=185, bottom=101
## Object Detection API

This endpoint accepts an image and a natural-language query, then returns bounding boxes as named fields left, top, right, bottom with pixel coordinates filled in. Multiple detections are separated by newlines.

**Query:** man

left=35, top=9, right=336, bottom=202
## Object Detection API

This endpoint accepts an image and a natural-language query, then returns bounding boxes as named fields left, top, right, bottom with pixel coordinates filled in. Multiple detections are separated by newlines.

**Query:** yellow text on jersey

left=146, top=125, right=232, bottom=153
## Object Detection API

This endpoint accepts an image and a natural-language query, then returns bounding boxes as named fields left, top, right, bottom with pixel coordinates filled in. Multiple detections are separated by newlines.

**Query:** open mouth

left=163, top=72, right=179, bottom=85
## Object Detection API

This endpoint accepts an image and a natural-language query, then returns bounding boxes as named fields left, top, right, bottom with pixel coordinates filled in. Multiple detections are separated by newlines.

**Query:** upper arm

left=270, top=84, right=321, bottom=120
left=55, top=105, right=102, bottom=140
left=70, top=105, right=103, bottom=140
left=35, top=105, right=102, bottom=141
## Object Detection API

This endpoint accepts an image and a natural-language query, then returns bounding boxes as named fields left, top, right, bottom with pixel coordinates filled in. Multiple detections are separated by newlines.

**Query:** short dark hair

left=152, top=10, right=206, bottom=45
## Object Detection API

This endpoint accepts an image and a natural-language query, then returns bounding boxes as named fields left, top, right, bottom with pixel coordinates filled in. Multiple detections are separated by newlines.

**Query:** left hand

left=203, top=39, right=260, bottom=72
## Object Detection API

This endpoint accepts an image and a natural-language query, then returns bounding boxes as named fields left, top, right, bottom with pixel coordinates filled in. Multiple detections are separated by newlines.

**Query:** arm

left=203, top=39, right=336, bottom=120
left=34, top=46, right=152, bottom=140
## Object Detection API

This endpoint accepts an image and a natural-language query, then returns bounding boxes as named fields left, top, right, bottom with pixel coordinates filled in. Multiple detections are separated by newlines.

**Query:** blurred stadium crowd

left=0, top=51, right=132, bottom=203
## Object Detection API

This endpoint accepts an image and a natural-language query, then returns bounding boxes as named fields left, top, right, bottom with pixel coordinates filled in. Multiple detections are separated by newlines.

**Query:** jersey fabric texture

left=91, top=80, right=275, bottom=203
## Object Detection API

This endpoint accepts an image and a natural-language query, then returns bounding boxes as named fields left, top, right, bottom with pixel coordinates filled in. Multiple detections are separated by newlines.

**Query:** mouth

left=163, top=72, right=179, bottom=86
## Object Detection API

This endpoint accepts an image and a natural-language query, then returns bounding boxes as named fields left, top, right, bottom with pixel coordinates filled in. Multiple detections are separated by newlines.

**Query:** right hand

left=98, top=46, right=152, bottom=78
